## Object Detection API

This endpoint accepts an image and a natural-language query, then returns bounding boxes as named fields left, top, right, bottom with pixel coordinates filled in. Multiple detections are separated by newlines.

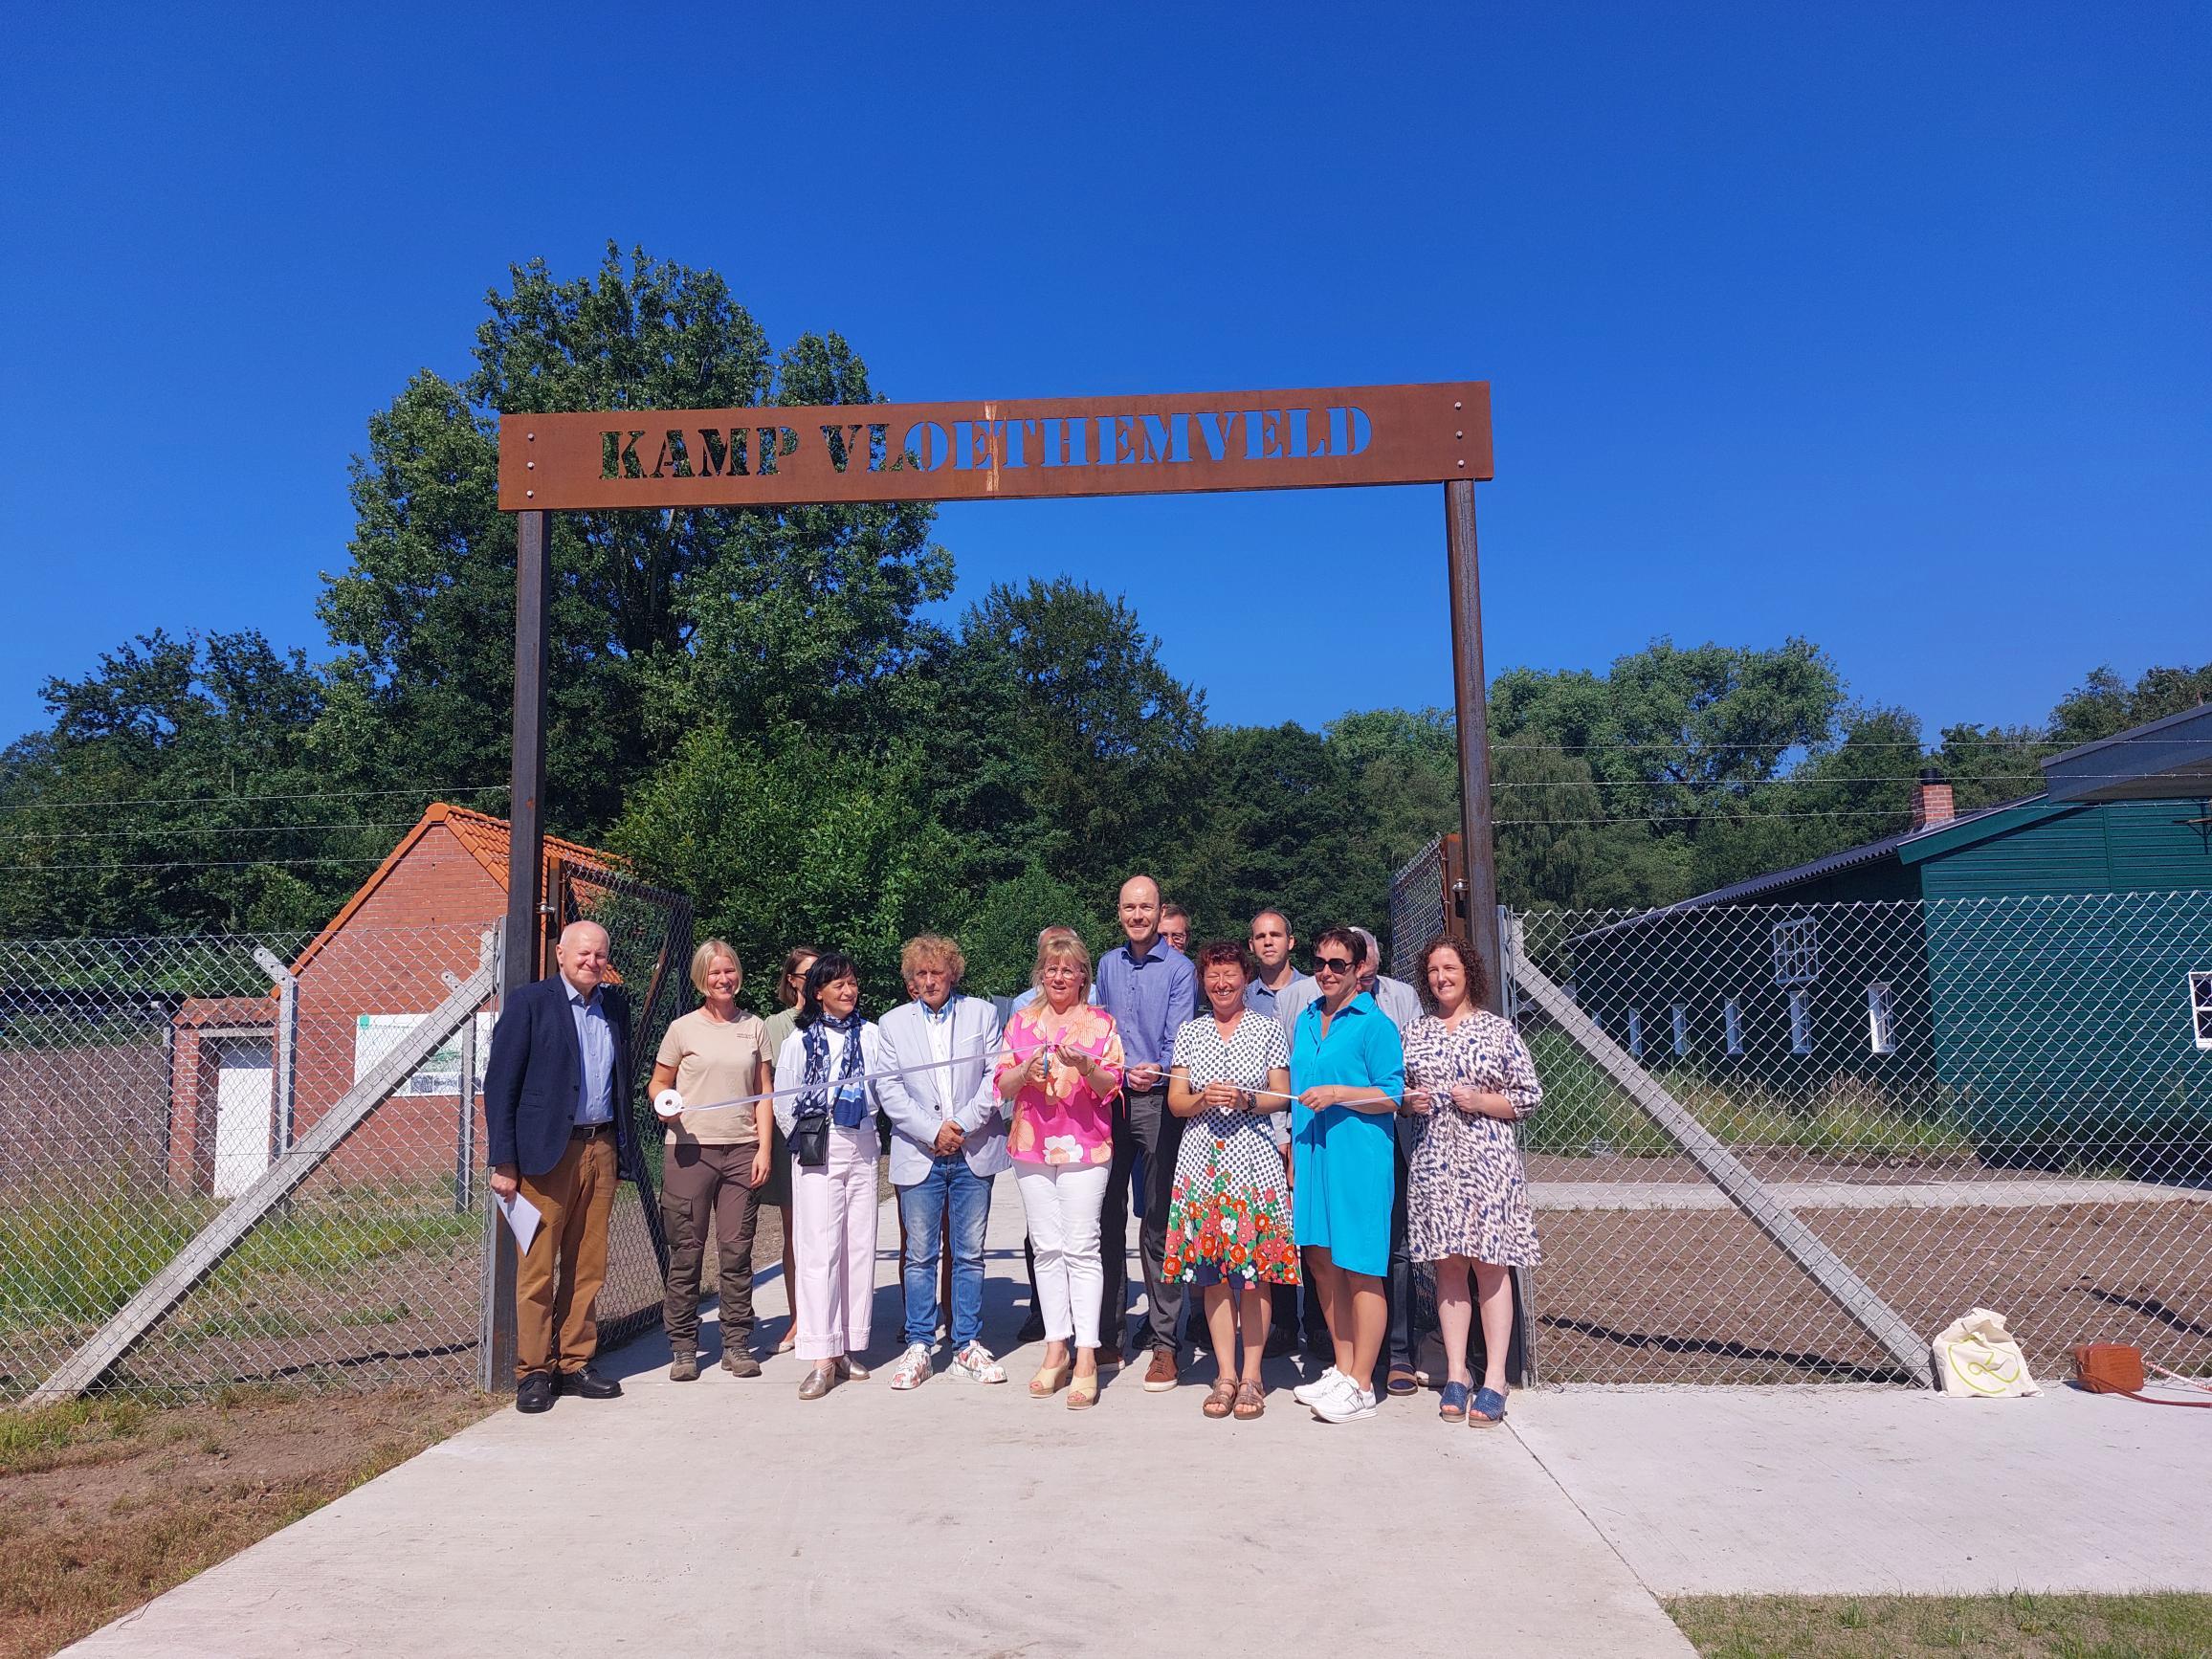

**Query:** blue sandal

left=1469, top=1386, right=1507, bottom=1425
left=1438, top=1381, right=1470, bottom=1421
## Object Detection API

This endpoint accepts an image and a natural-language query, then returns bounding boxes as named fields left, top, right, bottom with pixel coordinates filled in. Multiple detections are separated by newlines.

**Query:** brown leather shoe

left=1142, top=1348, right=1179, bottom=1392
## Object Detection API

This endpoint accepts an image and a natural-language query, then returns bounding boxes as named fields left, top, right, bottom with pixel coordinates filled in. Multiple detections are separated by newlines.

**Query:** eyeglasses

left=1312, top=956, right=1355, bottom=975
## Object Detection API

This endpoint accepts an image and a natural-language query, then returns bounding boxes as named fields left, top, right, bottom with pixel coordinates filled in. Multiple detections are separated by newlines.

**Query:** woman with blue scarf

left=772, top=952, right=887, bottom=1400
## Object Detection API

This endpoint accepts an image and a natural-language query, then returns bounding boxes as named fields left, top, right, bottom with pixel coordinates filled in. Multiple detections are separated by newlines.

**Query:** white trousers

left=792, top=1124, right=878, bottom=1361
left=1015, top=1161, right=1110, bottom=1349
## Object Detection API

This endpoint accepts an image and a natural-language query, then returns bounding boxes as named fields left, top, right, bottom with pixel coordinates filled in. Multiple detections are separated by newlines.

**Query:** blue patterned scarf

left=800, top=1012, right=870, bottom=1128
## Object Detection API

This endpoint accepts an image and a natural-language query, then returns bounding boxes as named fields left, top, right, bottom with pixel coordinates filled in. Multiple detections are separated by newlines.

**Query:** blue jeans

left=897, top=1156, right=993, bottom=1349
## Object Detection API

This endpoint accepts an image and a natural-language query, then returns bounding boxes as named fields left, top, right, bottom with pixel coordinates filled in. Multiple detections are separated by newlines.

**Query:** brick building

left=166, top=805, right=625, bottom=1196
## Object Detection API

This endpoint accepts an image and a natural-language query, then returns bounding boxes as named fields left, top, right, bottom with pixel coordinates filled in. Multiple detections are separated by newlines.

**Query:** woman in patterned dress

left=1163, top=941, right=1295, bottom=1420
left=1403, top=937, right=1542, bottom=1426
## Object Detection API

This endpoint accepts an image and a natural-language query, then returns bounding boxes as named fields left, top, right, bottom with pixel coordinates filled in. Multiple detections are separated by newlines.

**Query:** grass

left=0, top=1173, right=480, bottom=1340
left=0, top=1399, right=149, bottom=1477
left=1669, top=1592, right=2212, bottom=1657
left=1522, top=1028, right=1982, bottom=1162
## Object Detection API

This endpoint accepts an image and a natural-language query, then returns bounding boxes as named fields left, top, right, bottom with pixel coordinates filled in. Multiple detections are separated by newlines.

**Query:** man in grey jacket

left=876, top=934, right=1010, bottom=1389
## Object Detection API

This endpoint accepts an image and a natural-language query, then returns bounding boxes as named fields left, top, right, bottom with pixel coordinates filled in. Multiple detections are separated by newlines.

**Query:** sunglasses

left=1312, top=956, right=1356, bottom=975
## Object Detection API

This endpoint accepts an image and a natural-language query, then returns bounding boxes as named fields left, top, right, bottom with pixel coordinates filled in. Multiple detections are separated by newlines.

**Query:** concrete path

left=65, top=1180, right=2212, bottom=1656
left=67, top=1178, right=1691, bottom=1659
left=1513, top=1382, right=2212, bottom=1596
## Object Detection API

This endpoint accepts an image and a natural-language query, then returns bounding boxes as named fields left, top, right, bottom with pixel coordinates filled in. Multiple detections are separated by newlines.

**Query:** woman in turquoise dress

left=1287, top=925, right=1405, bottom=1425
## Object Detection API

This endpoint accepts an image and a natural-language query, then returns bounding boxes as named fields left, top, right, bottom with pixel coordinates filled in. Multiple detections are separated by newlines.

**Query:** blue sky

left=2, top=3, right=2204, bottom=746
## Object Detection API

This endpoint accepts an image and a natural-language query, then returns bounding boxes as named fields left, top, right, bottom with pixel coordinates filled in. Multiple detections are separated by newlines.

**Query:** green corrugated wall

left=1913, top=800, right=2212, bottom=1163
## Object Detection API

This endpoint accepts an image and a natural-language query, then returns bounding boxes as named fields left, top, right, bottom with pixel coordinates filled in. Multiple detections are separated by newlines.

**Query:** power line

left=0, top=820, right=423, bottom=844
left=0, top=785, right=509, bottom=815
left=0, top=854, right=399, bottom=874
left=1492, top=775, right=2062, bottom=790
left=1493, top=807, right=1929, bottom=826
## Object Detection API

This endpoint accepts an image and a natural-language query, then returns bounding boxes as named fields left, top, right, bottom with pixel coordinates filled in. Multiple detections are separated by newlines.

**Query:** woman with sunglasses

left=1286, top=925, right=1406, bottom=1425
left=772, top=952, right=885, bottom=1400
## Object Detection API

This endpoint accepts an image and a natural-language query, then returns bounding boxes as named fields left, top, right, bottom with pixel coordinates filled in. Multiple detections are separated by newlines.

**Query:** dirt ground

left=1530, top=1201, right=2212, bottom=1384
left=0, top=1386, right=495, bottom=1659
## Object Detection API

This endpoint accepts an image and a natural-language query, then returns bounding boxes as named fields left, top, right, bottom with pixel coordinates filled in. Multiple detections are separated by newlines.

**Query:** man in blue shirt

left=1094, top=874, right=1196, bottom=1388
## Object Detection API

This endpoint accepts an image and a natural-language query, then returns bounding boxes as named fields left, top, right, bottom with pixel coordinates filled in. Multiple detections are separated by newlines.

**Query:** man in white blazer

left=876, top=934, right=1010, bottom=1388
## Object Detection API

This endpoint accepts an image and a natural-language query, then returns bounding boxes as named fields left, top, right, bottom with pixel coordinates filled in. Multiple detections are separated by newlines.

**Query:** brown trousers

left=516, top=1131, right=618, bottom=1380
left=660, top=1139, right=763, bottom=1353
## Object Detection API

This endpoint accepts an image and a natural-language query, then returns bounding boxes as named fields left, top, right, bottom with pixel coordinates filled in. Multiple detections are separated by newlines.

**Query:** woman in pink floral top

left=994, top=927, right=1125, bottom=1409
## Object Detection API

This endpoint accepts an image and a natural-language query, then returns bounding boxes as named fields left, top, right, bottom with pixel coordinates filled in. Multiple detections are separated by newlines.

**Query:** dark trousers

left=1101, top=1087, right=1184, bottom=1353
left=1381, top=1128, right=1417, bottom=1382
left=659, top=1139, right=763, bottom=1355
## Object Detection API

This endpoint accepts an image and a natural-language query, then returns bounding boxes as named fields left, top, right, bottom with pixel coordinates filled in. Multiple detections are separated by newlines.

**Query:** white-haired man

left=485, top=920, right=633, bottom=1414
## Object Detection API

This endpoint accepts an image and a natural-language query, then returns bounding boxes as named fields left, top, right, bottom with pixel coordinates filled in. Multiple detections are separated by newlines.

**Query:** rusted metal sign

left=498, top=382, right=1492, bottom=510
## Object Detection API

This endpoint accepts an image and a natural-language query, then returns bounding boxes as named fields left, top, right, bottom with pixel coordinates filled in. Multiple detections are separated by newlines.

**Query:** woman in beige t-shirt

left=651, top=940, right=772, bottom=1382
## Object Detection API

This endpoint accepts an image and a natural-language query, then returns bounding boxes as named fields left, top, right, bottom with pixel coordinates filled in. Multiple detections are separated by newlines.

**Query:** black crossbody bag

left=791, top=1113, right=830, bottom=1168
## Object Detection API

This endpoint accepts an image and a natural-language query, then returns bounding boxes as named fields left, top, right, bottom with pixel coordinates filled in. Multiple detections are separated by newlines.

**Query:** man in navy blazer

left=485, top=919, right=634, bottom=1413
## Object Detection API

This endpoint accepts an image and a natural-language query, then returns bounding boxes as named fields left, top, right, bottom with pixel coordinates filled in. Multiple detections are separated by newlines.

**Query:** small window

left=1626, top=1008, right=1645, bottom=1058
left=1671, top=1004, right=1689, bottom=1056
left=2192, top=972, right=2212, bottom=1051
left=1772, top=916, right=1820, bottom=986
left=1867, top=983, right=1896, bottom=1055
left=1788, top=989, right=1812, bottom=1055
left=1724, top=998, right=1743, bottom=1056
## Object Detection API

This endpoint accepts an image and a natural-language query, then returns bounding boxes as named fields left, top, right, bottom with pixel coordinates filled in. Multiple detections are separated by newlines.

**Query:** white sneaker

left=950, top=1340, right=1006, bottom=1384
left=1313, top=1383, right=1378, bottom=1424
left=1293, top=1365, right=1347, bottom=1406
left=888, top=1342, right=933, bottom=1391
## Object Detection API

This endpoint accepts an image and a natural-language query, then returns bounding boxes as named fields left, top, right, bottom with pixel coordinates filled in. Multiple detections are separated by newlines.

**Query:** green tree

left=927, top=578, right=1204, bottom=901
left=959, top=861, right=1114, bottom=998
left=2047, top=662, right=2212, bottom=748
left=610, top=726, right=962, bottom=1005
left=0, top=630, right=405, bottom=934
left=317, top=244, right=948, bottom=840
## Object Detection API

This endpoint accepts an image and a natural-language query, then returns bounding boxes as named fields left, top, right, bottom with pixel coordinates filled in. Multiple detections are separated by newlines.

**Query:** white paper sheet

left=498, top=1189, right=542, bottom=1254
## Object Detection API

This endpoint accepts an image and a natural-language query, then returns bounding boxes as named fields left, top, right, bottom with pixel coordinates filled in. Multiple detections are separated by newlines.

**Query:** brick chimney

left=1911, top=767, right=1955, bottom=831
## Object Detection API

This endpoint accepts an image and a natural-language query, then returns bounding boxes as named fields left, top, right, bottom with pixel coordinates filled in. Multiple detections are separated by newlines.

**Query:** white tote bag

left=1932, top=1307, right=2040, bottom=1397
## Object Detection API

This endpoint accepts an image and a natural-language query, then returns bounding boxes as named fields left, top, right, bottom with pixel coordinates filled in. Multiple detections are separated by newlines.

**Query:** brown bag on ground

left=2072, top=1342, right=2146, bottom=1394
left=2073, top=1342, right=2212, bottom=1407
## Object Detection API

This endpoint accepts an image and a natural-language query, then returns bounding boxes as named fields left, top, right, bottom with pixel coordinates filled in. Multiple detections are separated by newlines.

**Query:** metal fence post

left=251, top=947, right=299, bottom=1161
left=452, top=931, right=496, bottom=1214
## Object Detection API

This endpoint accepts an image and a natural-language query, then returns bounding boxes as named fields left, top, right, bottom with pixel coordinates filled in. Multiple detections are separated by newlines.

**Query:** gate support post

left=1444, top=480, right=1532, bottom=1382
left=1444, top=480, right=1503, bottom=1015
left=481, top=507, right=551, bottom=1394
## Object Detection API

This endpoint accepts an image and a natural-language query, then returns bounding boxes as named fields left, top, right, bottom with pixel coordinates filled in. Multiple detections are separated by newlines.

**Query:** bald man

left=1095, top=874, right=1197, bottom=1385
left=485, top=920, right=635, bottom=1413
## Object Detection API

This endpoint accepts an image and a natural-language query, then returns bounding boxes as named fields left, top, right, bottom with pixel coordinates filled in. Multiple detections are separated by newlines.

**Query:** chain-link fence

left=556, top=863, right=694, bottom=1357
left=1, top=918, right=687, bottom=1402
left=1422, top=890, right=2210, bottom=1385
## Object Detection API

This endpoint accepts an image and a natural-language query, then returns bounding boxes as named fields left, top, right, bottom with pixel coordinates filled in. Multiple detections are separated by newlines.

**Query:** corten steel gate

left=491, top=383, right=1503, bottom=1386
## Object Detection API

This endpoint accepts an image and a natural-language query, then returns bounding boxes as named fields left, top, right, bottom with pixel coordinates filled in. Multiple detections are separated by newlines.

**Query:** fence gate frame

left=492, top=383, right=1503, bottom=1386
